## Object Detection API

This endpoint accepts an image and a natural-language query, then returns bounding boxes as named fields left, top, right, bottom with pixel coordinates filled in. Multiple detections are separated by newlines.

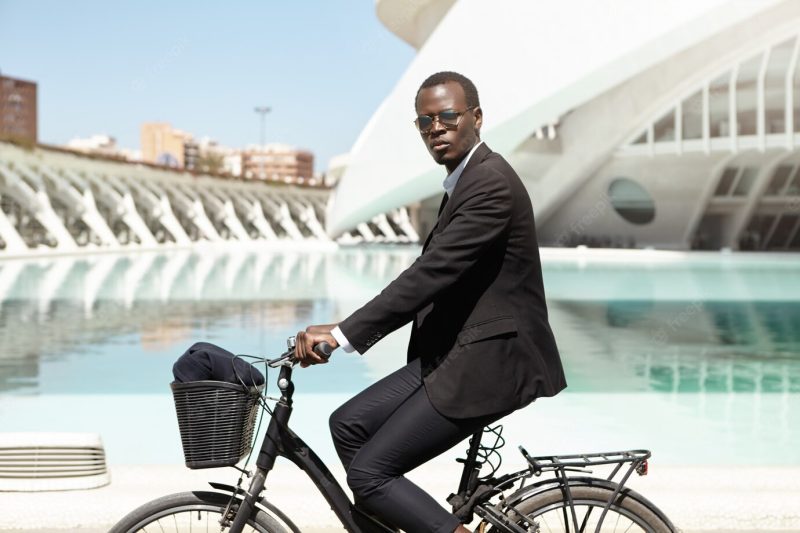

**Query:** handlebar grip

left=313, top=341, right=334, bottom=360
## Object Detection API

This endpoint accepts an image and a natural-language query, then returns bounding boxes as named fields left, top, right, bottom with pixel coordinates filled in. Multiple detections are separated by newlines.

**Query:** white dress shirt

left=332, top=140, right=485, bottom=355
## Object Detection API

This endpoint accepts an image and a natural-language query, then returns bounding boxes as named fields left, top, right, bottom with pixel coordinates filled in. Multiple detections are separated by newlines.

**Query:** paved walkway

left=0, top=462, right=798, bottom=531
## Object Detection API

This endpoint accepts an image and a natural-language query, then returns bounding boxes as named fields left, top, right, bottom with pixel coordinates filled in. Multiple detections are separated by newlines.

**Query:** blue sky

left=0, top=0, right=415, bottom=170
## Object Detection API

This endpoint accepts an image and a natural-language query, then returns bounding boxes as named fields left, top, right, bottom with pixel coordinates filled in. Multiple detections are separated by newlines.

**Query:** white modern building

left=328, top=0, right=800, bottom=251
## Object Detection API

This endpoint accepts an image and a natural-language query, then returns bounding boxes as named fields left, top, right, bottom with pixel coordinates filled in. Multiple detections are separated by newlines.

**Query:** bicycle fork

left=225, top=392, right=290, bottom=533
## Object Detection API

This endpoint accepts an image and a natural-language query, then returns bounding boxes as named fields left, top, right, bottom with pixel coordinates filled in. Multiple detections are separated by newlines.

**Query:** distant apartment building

left=242, top=144, right=315, bottom=185
left=140, top=122, right=193, bottom=168
left=0, top=74, right=37, bottom=144
left=140, top=124, right=319, bottom=185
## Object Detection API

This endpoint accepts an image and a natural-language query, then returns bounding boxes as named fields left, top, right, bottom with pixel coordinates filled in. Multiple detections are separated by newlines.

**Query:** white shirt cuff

left=332, top=326, right=359, bottom=355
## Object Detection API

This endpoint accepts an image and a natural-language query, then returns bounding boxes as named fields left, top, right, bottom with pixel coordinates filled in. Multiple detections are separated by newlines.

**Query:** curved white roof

left=375, top=0, right=455, bottom=49
left=328, top=0, right=781, bottom=234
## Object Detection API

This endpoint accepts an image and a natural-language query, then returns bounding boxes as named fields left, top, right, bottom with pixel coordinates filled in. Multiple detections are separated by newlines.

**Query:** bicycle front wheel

left=492, top=485, right=673, bottom=533
left=109, top=491, right=289, bottom=533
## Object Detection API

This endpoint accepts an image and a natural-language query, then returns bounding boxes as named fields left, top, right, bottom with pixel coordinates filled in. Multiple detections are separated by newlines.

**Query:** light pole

left=254, top=106, right=271, bottom=148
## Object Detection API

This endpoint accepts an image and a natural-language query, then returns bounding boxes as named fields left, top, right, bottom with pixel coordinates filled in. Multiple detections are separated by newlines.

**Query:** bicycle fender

left=501, top=476, right=677, bottom=532
left=207, top=481, right=301, bottom=533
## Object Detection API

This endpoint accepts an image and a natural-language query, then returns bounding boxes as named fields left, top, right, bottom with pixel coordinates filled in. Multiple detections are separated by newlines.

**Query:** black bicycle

left=111, top=338, right=677, bottom=533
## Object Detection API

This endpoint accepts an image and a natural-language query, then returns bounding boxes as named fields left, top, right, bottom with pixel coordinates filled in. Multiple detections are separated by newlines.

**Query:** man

left=295, top=71, right=566, bottom=533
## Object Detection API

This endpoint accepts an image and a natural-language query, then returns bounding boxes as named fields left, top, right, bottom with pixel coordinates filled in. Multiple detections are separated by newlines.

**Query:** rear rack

left=519, top=448, right=650, bottom=479
left=503, top=448, right=652, bottom=533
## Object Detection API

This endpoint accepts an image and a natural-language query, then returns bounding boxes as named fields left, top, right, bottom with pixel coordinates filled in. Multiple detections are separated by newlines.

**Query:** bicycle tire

left=109, top=491, right=290, bottom=533
left=489, top=485, right=673, bottom=533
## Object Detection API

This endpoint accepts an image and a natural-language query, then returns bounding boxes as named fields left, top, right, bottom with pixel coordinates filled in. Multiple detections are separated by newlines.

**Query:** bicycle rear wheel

left=109, top=491, right=289, bottom=533
left=491, top=485, right=673, bottom=533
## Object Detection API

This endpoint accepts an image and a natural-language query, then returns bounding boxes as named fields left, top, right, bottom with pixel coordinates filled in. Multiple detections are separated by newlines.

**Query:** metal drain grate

left=0, top=433, right=110, bottom=491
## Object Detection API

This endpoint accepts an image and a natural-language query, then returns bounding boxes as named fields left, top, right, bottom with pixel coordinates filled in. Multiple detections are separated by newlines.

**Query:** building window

left=766, top=165, right=794, bottom=195
left=787, top=167, right=800, bottom=195
left=709, top=72, right=730, bottom=137
left=736, top=54, right=762, bottom=136
left=740, top=214, right=776, bottom=250
left=765, top=38, right=795, bottom=133
left=608, top=178, right=655, bottom=224
left=653, top=109, right=675, bottom=142
left=714, top=167, right=738, bottom=196
left=732, top=166, right=758, bottom=196
left=682, top=90, right=703, bottom=140
left=766, top=214, right=800, bottom=249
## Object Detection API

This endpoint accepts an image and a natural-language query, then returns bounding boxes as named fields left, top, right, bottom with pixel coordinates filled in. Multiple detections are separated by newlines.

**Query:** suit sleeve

left=339, top=168, right=512, bottom=354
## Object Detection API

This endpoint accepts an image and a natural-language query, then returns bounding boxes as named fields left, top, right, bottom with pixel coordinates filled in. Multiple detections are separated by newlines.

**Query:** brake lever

left=267, top=348, right=296, bottom=368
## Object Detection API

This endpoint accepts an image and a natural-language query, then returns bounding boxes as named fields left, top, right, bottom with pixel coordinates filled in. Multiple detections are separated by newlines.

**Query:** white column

left=372, top=213, right=398, bottom=242
left=0, top=200, right=27, bottom=252
left=391, top=207, right=420, bottom=242
left=40, top=166, right=119, bottom=247
left=0, top=166, right=76, bottom=250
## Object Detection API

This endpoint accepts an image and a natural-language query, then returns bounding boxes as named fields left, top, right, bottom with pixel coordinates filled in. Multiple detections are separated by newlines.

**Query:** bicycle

left=110, top=337, right=677, bottom=533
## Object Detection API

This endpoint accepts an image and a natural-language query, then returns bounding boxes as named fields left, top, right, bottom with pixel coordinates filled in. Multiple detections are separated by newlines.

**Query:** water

left=0, top=247, right=797, bottom=466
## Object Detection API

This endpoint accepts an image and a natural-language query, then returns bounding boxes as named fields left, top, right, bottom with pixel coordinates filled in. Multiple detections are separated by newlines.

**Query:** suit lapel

left=420, top=143, right=492, bottom=253
left=460, top=142, right=491, bottom=180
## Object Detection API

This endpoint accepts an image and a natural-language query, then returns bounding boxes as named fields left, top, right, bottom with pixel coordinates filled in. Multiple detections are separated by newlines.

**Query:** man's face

left=415, top=81, right=482, bottom=170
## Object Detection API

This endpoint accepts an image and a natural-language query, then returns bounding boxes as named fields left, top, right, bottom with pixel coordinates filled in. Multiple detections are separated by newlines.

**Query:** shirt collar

left=442, top=140, right=483, bottom=197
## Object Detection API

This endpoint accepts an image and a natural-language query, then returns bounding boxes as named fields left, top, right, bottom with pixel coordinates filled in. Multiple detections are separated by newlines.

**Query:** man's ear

left=473, top=106, right=483, bottom=131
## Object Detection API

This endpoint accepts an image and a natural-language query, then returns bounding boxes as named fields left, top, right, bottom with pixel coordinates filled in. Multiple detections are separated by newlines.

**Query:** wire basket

left=171, top=380, right=263, bottom=469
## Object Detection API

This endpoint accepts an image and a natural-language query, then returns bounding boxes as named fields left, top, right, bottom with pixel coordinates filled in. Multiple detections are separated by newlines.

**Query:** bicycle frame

left=226, top=359, right=397, bottom=533
left=222, top=352, right=674, bottom=533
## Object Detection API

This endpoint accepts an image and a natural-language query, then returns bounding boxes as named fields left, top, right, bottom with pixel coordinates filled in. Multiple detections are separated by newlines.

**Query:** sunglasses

left=414, top=107, right=475, bottom=133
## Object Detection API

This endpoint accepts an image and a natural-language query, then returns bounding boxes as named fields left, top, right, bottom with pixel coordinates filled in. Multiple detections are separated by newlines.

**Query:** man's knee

left=346, top=463, right=384, bottom=501
left=329, top=405, right=351, bottom=445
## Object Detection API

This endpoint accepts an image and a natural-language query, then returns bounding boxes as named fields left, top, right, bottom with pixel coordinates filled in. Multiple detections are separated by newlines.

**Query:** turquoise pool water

left=0, top=247, right=797, bottom=465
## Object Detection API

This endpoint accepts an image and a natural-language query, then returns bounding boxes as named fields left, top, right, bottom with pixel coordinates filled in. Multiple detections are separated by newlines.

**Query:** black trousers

left=329, top=358, right=509, bottom=533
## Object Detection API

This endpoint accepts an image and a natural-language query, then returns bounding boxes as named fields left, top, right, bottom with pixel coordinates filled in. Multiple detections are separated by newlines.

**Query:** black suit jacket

left=339, top=143, right=566, bottom=418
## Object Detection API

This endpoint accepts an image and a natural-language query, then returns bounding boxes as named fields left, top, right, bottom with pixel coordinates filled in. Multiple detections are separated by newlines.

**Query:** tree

left=196, top=151, right=225, bottom=175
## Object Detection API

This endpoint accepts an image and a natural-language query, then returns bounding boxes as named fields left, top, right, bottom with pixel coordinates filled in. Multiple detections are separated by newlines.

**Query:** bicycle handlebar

left=267, top=340, right=334, bottom=367
left=313, top=341, right=334, bottom=359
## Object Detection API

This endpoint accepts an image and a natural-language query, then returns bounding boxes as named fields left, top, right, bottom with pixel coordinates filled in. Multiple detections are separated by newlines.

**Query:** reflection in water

left=0, top=249, right=797, bottom=397
left=0, top=248, right=798, bottom=465
left=552, top=301, right=800, bottom=394
left=0, top=248, right=420, bottom=307
left=0, top=299, right=318, bottom=394
left=0, top=248, right=421, bottom=395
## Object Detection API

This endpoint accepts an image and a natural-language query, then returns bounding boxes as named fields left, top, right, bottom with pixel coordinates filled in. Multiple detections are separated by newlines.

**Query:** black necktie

left=437, top=193, right=449, bottom=217
left=422, top=193, right=449, bottom=252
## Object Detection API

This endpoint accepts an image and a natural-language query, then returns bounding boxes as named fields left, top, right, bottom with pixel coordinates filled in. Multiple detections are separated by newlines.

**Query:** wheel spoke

left=511, top=491, right=662, bottom=533
left=541, top=513, right=554, bottom=533
left=579, top=506, right=594, bottom=532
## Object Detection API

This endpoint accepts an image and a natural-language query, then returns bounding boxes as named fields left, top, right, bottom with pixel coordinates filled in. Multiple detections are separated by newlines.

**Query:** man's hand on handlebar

left=295, top=324, right=340, bottom=368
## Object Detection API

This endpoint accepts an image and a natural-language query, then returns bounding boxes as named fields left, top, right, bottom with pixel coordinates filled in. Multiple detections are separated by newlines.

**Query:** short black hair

left=415, top=71, right=480, bottom=110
